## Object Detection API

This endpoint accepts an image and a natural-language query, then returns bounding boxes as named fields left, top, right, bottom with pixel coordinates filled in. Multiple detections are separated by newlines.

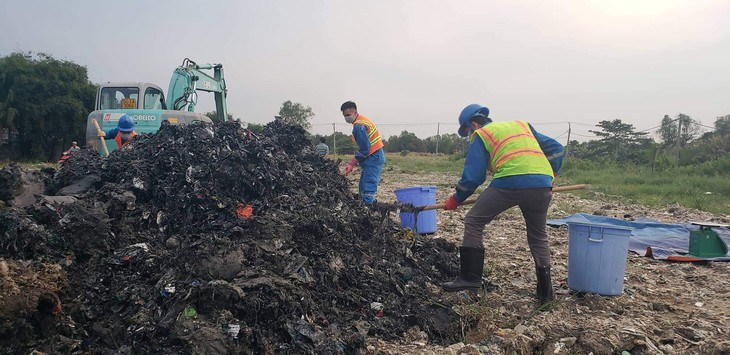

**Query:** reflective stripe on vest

left=351, top=115, right=384, bottom=155
left=114, top=131, right=137, bottom=148
left=474, top=120, right=553, bottom=179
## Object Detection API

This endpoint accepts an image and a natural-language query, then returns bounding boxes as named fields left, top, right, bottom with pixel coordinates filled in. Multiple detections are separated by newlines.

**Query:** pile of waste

left=0, top=120, right=466, bottom=354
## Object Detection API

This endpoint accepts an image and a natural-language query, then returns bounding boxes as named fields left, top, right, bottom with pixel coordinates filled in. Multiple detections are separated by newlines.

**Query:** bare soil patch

left=362, top=170, right=730, bottom=354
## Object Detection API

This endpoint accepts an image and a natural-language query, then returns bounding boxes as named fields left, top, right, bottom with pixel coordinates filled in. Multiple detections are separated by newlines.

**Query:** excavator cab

left=96, top=83, right=165, bottom=111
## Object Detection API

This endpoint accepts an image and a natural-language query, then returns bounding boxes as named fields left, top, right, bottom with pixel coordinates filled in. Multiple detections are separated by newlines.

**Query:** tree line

left=1, top=52, right=97, bottom=161
left=568, top=115, right=730, bottom=170
left=310, top=131, right=470, bottom=156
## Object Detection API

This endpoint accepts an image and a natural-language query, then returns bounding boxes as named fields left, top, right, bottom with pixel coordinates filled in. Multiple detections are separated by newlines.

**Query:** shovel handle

left=92, top=119, right=110, bottom=157
left=421, top=184, right=588, bottom=211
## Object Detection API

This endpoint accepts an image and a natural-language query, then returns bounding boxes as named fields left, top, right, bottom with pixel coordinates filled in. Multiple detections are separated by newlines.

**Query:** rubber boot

left=536, top=265, right=554, bottom=306
left=442, top=247, right=484, bottom=292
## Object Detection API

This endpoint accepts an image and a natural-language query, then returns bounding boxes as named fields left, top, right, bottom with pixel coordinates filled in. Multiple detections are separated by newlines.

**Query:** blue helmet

left=458, top=104, right=490, bottom=137
left=117, top=114, right=135, bottom=132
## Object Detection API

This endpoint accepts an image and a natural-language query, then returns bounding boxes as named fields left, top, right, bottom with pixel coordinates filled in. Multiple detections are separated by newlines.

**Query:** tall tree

left=423, top=133, right=468, bottom=154
left=676, top=113, right=700, bottom=147
left=0, top=52, right=97, bottom=161
left=657, top=114, right=677, bottom=146
left=589, top=119, right=652, bottom=162
left=714, top=115, right=730, bottom=136
left=278, top=100, right=314, bottom=131
left=384, top=130, right=426, bottom=153
left=658, top=113, right=700, bottom=147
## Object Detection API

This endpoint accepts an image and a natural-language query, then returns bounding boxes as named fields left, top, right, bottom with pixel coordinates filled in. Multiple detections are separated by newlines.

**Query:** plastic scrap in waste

left=182, top=305, right=197, bottom=318
left=370, top=302, right=384, bottom=317
left=236, top=203, right=254, bottom=219
left=160, top=284, right=176, bottom=298
left=226, top=324, right=241, bottom=338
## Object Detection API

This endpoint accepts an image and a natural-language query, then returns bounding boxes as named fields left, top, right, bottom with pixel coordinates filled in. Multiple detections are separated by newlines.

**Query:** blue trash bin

left=394, top=186, right=437, bottom=234
left=567, top=222, right=633, bottom=296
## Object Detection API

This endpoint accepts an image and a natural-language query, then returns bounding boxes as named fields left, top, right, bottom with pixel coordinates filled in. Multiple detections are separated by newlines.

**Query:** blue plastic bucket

left=394, top=186, right=437, bottom=234
left=567, top=222, right=633, bottom=296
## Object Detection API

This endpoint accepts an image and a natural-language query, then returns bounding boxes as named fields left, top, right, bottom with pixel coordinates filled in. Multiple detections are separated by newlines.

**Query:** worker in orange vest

left=97, top=114, right=138, bottom=148
left=341, top=101, right=385, bottom=205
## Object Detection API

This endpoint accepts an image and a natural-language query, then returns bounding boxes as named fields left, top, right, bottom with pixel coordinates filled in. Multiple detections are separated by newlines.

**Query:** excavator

left=85, top=58, right=228, bottom=155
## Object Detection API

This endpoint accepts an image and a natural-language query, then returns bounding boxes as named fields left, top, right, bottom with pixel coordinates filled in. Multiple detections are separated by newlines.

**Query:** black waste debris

left=0, top=120, right=467, bottom=354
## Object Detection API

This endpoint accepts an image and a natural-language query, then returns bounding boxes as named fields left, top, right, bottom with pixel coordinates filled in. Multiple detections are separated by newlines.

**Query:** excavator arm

left=166, top=58, right=228, bottom=122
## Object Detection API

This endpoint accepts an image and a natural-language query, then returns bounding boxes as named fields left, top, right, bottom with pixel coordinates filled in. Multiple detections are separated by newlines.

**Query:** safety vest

left=114, top=131, right=137, bottom=148
left=351, top=115, right=384, bottom=156
left=474, top=120, right=553, bottom=179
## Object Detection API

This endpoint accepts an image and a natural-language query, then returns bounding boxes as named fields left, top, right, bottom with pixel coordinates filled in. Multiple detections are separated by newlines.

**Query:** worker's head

left=117, top=114, right=135, bottom=133
left=458, top=104, right=491, bottom=137
left=71, top=141, right=77, bottom=146
left=319, top=137, right=326, bottom=144
left=340, top=101, right=357, bottom=123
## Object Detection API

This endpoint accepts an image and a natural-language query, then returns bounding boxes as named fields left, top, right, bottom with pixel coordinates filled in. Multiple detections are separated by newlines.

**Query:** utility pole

left=435, top=123, right=440, bottom=155
left=564, top=122, right=572, bottom=160
left=652, top=145, right=662, bottom=172
left=676, top=116, right=682, bottom=166
left=332, top=123, right=336, bottom=155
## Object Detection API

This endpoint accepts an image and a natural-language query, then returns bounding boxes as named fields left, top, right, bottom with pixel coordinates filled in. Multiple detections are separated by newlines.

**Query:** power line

left=635, top=124, right=664, bottom=133
left=569, top=132, right=595, bottom=138
left=310, top=116, right=720, bottom=139
left=567, top=121, right=596, bottom=127
left=553, top=130, right=570, bottom=139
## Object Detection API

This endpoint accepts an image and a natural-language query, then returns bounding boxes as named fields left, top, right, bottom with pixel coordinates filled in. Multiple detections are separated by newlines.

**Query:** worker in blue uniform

left=442, top=104, right=564, bottom=306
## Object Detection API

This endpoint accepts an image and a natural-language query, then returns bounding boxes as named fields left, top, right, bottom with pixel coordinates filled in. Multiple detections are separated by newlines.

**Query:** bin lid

left=689, top=221, right=730, bottom=228
left=566, top=221, right=634, bottom=232
left=394, top=186, right=437, bottom=193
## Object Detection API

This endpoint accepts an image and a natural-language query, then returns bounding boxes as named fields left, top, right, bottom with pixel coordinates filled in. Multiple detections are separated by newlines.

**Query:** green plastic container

left=688, top=227, right=728, bottom=258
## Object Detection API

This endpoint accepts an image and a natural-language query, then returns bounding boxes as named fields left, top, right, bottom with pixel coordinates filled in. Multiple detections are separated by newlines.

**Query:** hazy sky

left=2, top=0, right=729, bottom=141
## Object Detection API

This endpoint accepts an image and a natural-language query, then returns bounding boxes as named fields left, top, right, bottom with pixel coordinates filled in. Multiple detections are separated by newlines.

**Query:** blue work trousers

left=358, top=149, right=385, bottom=205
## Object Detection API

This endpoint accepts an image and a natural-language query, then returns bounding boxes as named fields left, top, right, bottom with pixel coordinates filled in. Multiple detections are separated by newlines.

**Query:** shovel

left=407, top=184, right=588, bottom=212
left=92, top=119, right=110, bottom=157
left=394, top=184, right=588, bottom=236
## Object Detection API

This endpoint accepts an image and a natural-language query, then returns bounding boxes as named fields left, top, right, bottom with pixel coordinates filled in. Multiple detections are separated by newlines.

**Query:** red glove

left=444, top=194, right=459, bottom=210
left=344, top=157, right=358, bottom=176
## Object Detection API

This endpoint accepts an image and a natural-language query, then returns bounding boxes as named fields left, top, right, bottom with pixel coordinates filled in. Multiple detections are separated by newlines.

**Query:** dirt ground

left=358, top=166, right=730, bottom=355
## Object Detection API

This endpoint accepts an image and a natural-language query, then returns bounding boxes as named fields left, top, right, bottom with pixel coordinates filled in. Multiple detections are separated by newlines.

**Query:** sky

left=1, top=0, right=729, bottom=141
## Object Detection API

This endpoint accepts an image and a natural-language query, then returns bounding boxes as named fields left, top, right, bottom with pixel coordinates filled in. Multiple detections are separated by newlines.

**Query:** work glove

left=444, top=194, right=459, bottom=210
left=552, top=173, right=558, bottom=189
left=97, top=130, right=106, bottom=138
left=344, top=157, right=358, bottom=176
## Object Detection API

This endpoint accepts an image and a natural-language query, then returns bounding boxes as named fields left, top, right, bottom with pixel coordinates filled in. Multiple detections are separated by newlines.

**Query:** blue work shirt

left=454, top=123, right=564, bottom=202
left=104, top=128, right=121, bottom=139
left=352, top=124, right=372, bottom=162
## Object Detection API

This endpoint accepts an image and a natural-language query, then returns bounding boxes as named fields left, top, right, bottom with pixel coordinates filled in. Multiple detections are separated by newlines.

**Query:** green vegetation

left=328, top=151, right=729, bottom=214
left=330, top=153, right=464, bottom=174
left=383, top=153, right=464, bottom=174
left=278, top=100, right=314, bottom=131
left=561, top=157, right=730, bottom=214
left=1, top=52, right=97, bottom=162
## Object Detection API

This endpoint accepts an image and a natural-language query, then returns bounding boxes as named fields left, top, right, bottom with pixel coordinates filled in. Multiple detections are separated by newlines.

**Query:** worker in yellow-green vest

left=341, top=101, right=385, bottom=205
left=441, top=104, right=564, bottom=307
